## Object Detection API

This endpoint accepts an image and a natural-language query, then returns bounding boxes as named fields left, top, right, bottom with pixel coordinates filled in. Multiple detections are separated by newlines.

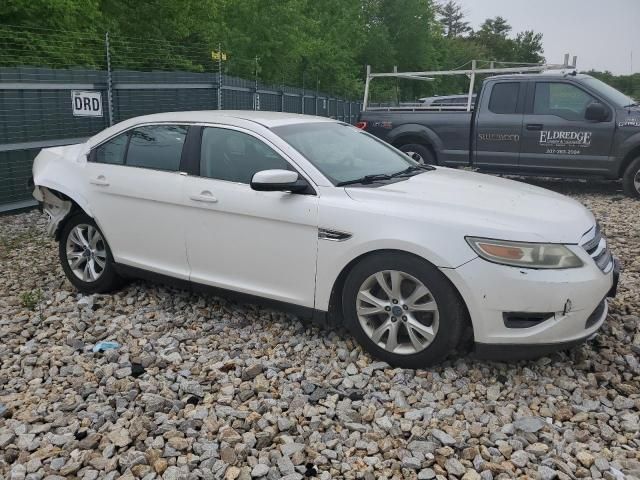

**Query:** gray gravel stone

left=1, top=184, right=639, bottom=480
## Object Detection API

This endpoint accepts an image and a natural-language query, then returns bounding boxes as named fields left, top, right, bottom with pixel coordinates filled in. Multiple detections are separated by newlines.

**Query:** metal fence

left=0, top=28, right=363, bottom=212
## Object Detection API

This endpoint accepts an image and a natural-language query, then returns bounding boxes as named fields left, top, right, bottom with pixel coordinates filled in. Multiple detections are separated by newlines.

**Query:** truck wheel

left=622, top=157, right=640, bottom=198
left=398, top=144, right=436, bottom=165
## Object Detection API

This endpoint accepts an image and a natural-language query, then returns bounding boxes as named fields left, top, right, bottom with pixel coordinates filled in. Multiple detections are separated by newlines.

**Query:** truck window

left=533, top=82, right=596, bottom=121
left=488, top=83, right=520, bottom=114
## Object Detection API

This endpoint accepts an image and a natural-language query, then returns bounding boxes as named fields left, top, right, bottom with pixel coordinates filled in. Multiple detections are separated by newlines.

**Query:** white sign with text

left=71, top=90, right=103, bottom=117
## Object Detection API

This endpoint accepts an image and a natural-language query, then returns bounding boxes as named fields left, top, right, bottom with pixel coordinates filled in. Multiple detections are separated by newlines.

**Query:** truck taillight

left=355, top=121, right=367, bottom=130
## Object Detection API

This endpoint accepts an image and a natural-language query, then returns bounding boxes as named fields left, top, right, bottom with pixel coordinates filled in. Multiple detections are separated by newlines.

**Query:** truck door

left=473, top=80, right=524, bottom=169
left=519, top=80, right=614, bottom=175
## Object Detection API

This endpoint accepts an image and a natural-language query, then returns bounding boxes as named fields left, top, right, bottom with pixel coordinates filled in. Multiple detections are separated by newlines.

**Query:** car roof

left=115, top=110, right=337, bottom=128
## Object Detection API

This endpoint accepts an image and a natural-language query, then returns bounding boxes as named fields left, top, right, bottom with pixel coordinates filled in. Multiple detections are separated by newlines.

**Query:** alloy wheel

left=65, top=224, right=107, bottom=282
left=356, top=270, right=439, bottom=355
left=634, top=169, right=640, bottom=194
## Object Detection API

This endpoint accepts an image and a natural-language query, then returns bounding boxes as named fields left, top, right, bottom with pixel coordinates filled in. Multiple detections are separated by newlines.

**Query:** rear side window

left=488, top=82, right=520, bottom=114
left=126, top=125, right=188, bottom=171
left=95, top=133, right=128, bottom=165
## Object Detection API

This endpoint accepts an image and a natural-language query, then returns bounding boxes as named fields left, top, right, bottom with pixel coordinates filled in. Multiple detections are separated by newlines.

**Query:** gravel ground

left=0, top=179, right=638, bottom=480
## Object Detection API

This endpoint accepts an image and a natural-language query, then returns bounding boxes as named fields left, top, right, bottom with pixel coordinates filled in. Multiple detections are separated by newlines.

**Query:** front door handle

left=526, top=123, right=543, bottom=131
left=190, top=191, right=218, bottom=203
left=90, top=175, right=109, bottom=187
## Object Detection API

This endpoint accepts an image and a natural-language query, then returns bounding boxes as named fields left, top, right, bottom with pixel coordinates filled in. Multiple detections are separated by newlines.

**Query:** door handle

left=90, top=175, right=109, bottom=186
left=190, top=191, right=218, bottom=203
left=526, top=123, right=543, bottom=131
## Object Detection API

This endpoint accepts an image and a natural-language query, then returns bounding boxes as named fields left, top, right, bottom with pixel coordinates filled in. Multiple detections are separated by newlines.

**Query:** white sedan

left=32, top=111, right=619, bottom=367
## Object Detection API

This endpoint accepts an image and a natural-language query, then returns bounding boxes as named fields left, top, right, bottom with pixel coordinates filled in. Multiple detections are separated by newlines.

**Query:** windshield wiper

left=389, top=164, right=435, bottom=178
left=336, top=173, right=392, bottom=186
left=624, top=102, right=640, bottom=108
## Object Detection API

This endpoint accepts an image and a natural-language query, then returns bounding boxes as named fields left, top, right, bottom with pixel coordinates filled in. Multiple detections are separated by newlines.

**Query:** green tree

left=437, top=0, right=471, bottom=38
left=514, top=30, right=544, bottom=64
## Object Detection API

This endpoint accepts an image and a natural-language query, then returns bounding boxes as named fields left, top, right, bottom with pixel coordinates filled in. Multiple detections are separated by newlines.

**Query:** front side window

left=126, top=125, right=188, bottom=171
left=533, top=83, right=597, bottom=120
left=95, top=133, right=128, bottom=165
left=273, top=122, right=414, bottom=185
left=489, top=82, right=520, bottom=114
left=200, top=127, right=291, bottom=184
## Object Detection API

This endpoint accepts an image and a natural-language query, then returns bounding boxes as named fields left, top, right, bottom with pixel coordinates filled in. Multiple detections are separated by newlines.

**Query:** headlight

left=466, top=237, right=583, bottom=269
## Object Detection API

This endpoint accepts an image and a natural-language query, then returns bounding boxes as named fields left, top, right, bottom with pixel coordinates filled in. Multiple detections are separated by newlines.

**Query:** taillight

left=355, top=121, right=367, bottom=130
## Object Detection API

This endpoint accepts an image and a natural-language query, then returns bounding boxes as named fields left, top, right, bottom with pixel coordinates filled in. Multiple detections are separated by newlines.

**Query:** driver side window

left=200, top=127, right=291, bottom=184
left=533, top=82, right=596, bottom=121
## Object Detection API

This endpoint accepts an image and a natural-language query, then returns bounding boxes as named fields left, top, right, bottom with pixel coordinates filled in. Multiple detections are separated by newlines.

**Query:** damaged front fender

left=33, top=186, right=72, bottom=237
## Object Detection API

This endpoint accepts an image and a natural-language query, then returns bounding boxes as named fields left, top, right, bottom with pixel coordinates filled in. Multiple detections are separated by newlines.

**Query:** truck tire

left=398, top=144, right=436, bottom=165
left=622, top=157, right=640, bottom=198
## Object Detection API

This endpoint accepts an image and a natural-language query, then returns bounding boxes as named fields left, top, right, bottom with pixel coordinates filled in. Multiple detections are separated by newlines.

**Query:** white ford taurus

left=32, top=111, right=619, bottom=367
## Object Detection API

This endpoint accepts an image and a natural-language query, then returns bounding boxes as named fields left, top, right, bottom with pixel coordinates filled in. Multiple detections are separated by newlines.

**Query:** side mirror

left=585, top=103, right=608, bottom=122
left=250, top=169, right=308, bottom=193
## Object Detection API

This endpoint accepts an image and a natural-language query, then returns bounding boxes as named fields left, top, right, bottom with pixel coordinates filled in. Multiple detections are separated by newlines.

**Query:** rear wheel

left=398, top=143, right=436, bottom=165
left=59, top=213, right=121, bottom=293
left=342, top=252, right=468, bottom=368
left=622, top=156, right=640, bottom=198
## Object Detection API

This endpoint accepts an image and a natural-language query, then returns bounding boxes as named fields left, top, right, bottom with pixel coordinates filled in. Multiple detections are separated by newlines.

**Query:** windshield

left=581, top=77, right=635, bottom=107
left=273, top=122, right=415, bottom=185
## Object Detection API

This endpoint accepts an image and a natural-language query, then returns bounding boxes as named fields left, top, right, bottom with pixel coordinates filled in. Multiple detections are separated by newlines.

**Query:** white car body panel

left=85, top=163, right=190, bottom=279
left=182, top=176, right=319, bottom=307
left=32, top=110, right=616, bottom=354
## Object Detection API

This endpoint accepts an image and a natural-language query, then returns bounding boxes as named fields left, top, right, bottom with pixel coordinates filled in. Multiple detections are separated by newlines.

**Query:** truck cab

left=358, top=72, right=640, bottom=197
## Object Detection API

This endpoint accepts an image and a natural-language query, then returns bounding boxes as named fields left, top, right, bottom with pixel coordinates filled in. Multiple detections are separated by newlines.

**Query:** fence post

left=105, top=32, right=114, bottom=126
left=217, top=43, right=223, bottom=110
left=280, top=89, right=284, bottom=113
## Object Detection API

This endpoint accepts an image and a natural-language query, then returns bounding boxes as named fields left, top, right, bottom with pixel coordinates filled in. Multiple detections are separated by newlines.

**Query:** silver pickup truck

left=358, top=73, right=640, bottom=197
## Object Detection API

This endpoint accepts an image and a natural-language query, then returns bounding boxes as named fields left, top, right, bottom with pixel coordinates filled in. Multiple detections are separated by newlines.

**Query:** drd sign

left=71, top=90, right=103, bottom=117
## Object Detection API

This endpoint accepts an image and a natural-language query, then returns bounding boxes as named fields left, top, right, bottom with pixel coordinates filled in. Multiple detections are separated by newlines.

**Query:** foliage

left=0, top=0, right=548, bottom=98
left=584, top=71, right=640, bottom=100
left=437, top=0, right=471, bottom=38
left=21, top=288, right=43, bottom=311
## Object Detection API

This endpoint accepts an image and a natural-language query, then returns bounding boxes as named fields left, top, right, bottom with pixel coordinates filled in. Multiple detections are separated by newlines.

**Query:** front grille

left=580, top=224, right=613, bottom=274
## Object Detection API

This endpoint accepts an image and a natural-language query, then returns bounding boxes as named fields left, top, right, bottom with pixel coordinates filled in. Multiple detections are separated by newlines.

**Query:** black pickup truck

left=358, top=73, right=640, bottom=197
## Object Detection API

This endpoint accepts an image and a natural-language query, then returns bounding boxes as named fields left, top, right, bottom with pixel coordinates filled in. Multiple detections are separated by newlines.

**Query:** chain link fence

left=0, top=27, right=363, bottom=212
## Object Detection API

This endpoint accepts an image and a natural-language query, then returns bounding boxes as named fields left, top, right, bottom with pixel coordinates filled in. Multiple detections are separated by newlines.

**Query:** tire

left=59, top=213, right=121, bottom=294
left=398, top=143, right=436, bottom=165
left=622, top=156, right=640, bottom=198
left=342, top=252, right=468, bottom=368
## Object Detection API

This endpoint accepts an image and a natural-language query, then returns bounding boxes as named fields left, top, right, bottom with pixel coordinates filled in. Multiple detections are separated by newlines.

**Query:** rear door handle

left=90, top=175, right=109, bottom=186
left=526, top=123, right=543, bottom=131
left=189, top=191, right=218, bottom=203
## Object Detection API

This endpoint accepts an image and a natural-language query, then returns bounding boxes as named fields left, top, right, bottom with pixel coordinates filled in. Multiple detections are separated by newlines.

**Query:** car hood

left=344, top=167, right=595, bottom=244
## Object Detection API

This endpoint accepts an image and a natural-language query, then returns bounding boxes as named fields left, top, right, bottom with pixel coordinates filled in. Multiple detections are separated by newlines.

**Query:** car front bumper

left=442, top=254, right=619, bottom=359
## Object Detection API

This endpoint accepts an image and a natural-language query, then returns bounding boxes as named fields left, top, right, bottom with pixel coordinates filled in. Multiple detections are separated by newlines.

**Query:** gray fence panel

left=0, top=148, right=39, bottom=208
left=258, top=92, right=280, bottom=112
left=283, top=94, right=302, bottom=114
left=0, top=66, right=361, bottom=211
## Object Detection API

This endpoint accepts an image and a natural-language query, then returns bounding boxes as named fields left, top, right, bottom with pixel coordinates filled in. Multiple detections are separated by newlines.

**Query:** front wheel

left=398, top=143, right=436, bottom=165
left=59, top=213, right=121, bottom=293
left=622, top=156, right=640, bottom=198
left=342, top=252, right=468, bottom=368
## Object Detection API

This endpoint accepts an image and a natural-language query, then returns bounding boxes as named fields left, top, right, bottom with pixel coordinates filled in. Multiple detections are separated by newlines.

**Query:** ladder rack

left=362, top=54, right=578, bottom=112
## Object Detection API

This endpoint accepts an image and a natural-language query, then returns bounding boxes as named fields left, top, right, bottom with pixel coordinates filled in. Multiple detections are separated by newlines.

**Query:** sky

left=455, top=0, right=639, bottom=75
